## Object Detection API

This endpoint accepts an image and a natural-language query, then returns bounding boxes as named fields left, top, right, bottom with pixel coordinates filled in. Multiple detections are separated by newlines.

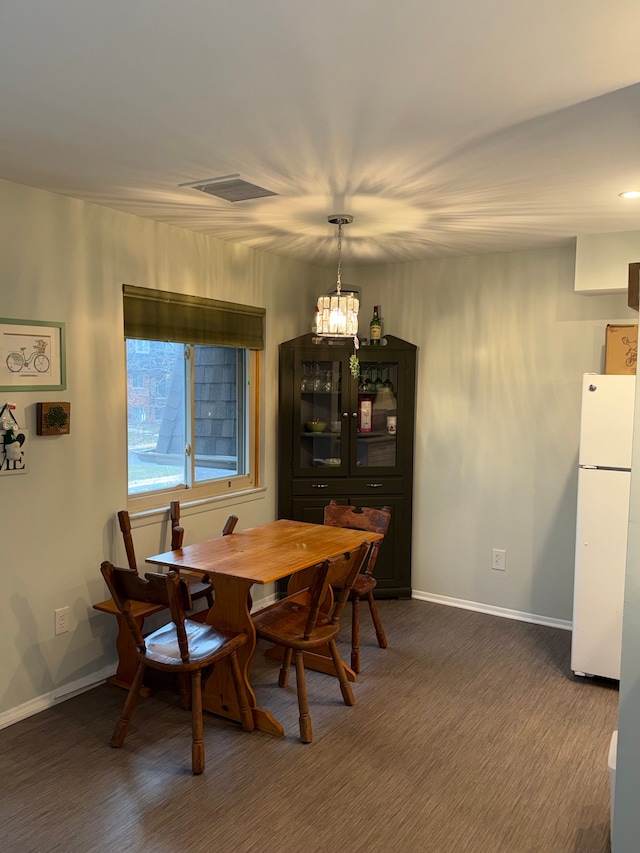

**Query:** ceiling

left=2, top=1, right=640, bottom=267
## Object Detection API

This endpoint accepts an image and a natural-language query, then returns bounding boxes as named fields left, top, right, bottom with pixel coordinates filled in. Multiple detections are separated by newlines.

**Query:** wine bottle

left=369, top=305, right=382, bottom=345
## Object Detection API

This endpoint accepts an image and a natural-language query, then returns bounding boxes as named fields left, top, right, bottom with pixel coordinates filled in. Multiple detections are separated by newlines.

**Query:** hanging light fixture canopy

left=314, top=214, right=360, bottom=338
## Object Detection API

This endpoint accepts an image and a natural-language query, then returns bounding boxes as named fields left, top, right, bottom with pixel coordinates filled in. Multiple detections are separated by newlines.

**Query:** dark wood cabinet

left=278, top=333, right=417, bottom=597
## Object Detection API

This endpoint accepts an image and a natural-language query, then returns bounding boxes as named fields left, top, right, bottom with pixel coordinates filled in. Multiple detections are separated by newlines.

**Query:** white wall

left=353, top=249, right=636, bottom=622
left=575, top=229, right=640, bottom=294
left=0, top=178, right=326, bottom=720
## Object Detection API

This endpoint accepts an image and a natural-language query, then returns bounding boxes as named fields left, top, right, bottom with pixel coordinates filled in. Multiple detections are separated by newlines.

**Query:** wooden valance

left=123, top=284, right=265, bottom=349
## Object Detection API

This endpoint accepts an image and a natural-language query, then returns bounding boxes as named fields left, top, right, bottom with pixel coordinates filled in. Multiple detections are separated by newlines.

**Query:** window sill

left=127, top=484, right=267, bottom=523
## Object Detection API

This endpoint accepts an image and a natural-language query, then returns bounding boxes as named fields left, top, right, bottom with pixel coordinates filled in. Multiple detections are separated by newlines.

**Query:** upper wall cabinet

left=575, top=230, right=640, bottom=295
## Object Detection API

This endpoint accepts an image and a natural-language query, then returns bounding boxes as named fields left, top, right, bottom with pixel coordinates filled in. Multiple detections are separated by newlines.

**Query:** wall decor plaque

left=37, top=402, right=71, bottom=435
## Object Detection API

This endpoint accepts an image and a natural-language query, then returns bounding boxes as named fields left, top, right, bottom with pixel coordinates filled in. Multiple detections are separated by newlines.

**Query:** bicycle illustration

left=5, top=339, right=50, bottom=373
left=622, top=336, right=637, bottom=369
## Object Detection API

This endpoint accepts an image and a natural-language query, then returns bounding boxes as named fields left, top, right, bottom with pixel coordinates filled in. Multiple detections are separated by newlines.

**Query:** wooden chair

left=252, top=541, right=370, bottom=743
left=118, top=504, right=214, bottom=611
left=323, top=501, right=392, bottom=673
left=95, top=509, right=240, bottom=694
left=100, top=561, right=254, bottom=774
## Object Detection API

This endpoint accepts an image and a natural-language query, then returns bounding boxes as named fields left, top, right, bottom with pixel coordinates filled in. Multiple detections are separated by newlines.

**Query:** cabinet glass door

left=296, top=358, right=344, bottom=472
left=354, top=359, right=399, bottom=471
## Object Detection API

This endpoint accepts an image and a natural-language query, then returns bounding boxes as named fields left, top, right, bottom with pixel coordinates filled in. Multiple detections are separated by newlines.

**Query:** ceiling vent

left=178, top=174, right=278, bottom=202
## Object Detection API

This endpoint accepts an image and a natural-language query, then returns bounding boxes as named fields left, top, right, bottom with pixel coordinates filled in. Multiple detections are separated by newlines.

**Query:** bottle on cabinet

left=370, top=306, right=382, bottom=345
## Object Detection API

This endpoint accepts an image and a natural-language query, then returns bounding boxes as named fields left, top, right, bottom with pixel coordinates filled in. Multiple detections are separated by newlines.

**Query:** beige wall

left=0, top=178, right=325, bottom=720
left=353, top=249, right=635, bottom=621
left=1, top=174, right=637, bottom=731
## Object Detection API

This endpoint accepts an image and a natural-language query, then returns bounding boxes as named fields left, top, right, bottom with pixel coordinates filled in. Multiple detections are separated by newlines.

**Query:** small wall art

left=37, top=402, right=71, bottom=435
left=0, top=318, right=66, bottom=391
left=0, top=404, right=28, bottom=475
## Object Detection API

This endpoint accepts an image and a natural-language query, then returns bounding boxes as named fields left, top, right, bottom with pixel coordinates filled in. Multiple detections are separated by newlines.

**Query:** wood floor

left=0, top=600, right=618, bottom=853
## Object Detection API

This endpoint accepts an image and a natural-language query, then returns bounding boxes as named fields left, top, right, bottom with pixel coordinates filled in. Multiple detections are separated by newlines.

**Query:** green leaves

left=349, top=354, right=360, bottom=379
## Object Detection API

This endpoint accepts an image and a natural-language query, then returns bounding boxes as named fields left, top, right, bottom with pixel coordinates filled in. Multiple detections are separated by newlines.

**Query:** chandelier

left=314, top=214, right=360, bottom=338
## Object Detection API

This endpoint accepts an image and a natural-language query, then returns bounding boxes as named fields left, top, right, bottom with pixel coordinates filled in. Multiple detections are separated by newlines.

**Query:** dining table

left=146, top=518, right=383, bottom=737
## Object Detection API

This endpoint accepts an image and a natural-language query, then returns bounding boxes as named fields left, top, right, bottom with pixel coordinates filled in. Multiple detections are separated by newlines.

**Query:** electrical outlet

left=491, top=549, right=506, bottom=571
left=55, top=606, right=70, bottom=635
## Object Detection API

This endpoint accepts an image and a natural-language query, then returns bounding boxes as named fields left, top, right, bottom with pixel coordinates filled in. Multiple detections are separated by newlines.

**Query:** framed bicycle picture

left=0, top=318, right=66, bottom=391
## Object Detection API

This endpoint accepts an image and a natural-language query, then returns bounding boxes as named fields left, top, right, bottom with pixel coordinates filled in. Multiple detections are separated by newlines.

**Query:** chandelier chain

left=336, top=222, right=343, bottom=294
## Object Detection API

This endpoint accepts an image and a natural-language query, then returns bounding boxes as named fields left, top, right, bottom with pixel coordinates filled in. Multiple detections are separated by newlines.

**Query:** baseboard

left=412, top=590, right=572, bottom=631
left=1, top=591, right=567, bottom=732
left=0, top=664, right=116, bottom=731
left=0, top=592, right=280, bottom=732
left=251, top=591, right=277, bottom=611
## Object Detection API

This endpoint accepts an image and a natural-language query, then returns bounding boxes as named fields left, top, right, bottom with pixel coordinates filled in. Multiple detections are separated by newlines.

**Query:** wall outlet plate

left=54, top=606, right=70, bottom=635
left=492, top=548, right=506, bottom=571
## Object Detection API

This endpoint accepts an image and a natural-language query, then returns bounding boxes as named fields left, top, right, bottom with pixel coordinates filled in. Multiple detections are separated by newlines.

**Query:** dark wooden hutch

left=277, top=333, right=417, bottom=597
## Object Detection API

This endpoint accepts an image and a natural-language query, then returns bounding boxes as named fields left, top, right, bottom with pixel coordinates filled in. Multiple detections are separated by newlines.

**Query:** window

left=123, top=285, right=264, bottom=506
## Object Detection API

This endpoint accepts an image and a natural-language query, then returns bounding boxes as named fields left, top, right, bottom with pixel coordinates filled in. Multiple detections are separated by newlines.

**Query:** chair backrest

left=100, top=561, right=192, bottom=660
left=117, top=510, right=138, bottom=570
left=171, top=504, right=237, bottom=545
left=300, top=542, right=371, bottom=639
left=169, top=501, right=184, bottom=550
left=323, top=502, right=391, bottom=578
left=117, top=503, right=187, bottom=572
left=223, top=514, right=238, bottom=536
left=326, top=542, right=372, bottom=625
left=169, top=505, right=237, bottom=580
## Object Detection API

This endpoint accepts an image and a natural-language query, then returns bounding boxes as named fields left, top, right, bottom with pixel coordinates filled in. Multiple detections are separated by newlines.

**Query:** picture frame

left=0, top=318, right=66, bottom=391
left=628, top=262, right=640, bottom=312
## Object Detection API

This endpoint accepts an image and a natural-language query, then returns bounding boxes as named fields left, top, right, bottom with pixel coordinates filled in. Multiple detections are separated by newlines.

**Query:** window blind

left=123, top=284, right=265, bottom=349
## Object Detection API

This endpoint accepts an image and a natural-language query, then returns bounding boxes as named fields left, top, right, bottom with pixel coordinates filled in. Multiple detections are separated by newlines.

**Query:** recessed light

left=619, top=191, right=640, bottom=199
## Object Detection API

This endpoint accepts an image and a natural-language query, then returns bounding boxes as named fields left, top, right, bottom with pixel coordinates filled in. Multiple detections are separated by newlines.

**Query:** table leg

left=203, top=575, right=284, bottom=737
left=107, top=613, right=153, bottom=698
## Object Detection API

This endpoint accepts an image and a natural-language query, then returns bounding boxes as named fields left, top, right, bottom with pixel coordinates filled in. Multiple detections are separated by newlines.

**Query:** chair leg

left=366, top=591, right=388, bottom=648
left=328, top=639, right=355, bottom=706
left=279, top=647, right=293, bottom=688
left=202, top=574, right=214, bottom=610
left=111, top=661, right=146, bottom=748
left=351, top=594, right=361, bottom=674
left=177, top=672, right=192, bottom=710
left=294, top=650, right=312, bottom=743
left=228, top=651, right=255, bottom=732
left=190, top=671, right=205, bottom=775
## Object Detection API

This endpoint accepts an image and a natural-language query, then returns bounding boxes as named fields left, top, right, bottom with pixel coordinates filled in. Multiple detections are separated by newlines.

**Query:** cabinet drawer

left=291, top=477, right=403, bottom=496
left=291, top=479, right=352, bottom=496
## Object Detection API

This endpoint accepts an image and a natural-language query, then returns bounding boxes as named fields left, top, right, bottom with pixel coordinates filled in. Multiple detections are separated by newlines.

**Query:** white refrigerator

left=571, top=373, right=636, bottom=679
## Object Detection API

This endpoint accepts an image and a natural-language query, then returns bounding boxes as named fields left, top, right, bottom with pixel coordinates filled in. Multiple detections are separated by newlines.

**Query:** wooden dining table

left=146, top=518, right=383, bottom=737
